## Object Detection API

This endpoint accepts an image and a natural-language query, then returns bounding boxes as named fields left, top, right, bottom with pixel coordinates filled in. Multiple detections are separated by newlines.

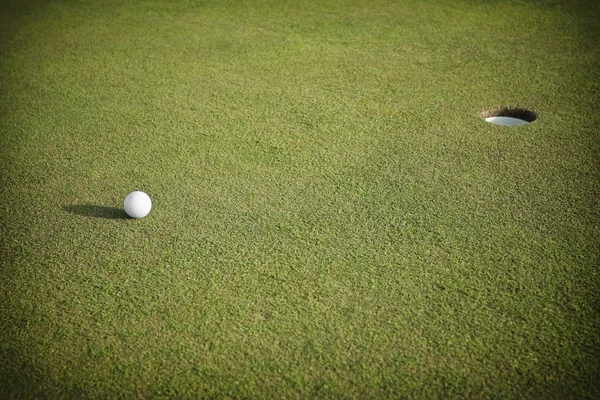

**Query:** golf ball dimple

left=124, top=191, right=152, bottom=219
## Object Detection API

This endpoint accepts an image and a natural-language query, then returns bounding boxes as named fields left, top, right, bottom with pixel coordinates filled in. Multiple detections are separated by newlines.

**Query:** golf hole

left=481, top=107, right=537, bottom=126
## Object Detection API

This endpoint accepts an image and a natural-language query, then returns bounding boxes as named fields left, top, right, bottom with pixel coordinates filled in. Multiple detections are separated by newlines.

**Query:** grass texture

left=1, top=0, right=599, bottom=398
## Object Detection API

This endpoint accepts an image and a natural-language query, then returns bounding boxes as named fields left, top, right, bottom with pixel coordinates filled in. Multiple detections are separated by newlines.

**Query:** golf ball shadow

left=64, top=204, right=128, bottom=220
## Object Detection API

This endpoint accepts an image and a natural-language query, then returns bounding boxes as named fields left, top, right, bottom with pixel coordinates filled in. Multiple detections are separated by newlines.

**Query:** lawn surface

left=1, top=0, right=599, bottom=398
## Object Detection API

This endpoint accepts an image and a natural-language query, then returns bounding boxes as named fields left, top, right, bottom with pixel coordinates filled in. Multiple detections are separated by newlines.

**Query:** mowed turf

left=1, top=0, right=599, bottom=398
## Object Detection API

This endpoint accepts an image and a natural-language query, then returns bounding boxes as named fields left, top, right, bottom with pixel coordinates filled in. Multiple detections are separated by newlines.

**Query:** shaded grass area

left=1, top=0, right=599, bottom=398
left=64, top=204, right=128, bottom=219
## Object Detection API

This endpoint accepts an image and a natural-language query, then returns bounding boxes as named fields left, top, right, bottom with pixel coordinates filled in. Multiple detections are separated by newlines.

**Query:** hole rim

left=480, top=107, right=538, bottom=125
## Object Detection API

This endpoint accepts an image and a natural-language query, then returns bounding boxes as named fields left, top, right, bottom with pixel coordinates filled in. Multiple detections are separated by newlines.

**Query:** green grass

left=1, top=0, right=599, bottom=398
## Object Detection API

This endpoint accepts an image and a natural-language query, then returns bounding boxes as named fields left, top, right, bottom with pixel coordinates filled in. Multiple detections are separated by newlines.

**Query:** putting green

left=1, top=0, right=599, bottom=398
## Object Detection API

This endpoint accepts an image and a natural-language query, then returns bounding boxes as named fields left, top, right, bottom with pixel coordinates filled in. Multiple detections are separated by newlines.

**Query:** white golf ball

left=124, top=191, right=152, bottom=219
